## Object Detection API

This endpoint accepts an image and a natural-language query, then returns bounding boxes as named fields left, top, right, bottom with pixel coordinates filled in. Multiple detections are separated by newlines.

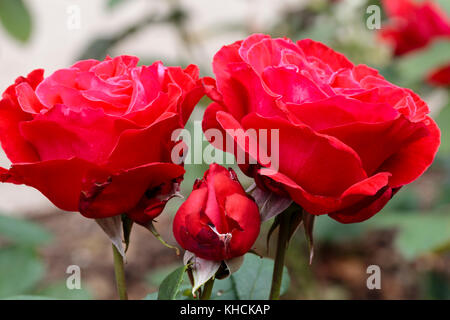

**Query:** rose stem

left=269, top=209, right=292, bottom=300
left=112, top=244, right=128, bottom=300
left=200, top=278, right=215, bottom=300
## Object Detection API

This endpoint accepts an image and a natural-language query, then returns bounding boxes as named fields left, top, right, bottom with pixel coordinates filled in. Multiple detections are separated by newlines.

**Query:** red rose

left=379, top=0, right=450, bottom=56
left=0, top=56, right=204, bottom=225
left=173, top=163, right=260, bottom=260
left=202, top=34, right=440, bottom=223
left=427, top=63, right=450, bottom=87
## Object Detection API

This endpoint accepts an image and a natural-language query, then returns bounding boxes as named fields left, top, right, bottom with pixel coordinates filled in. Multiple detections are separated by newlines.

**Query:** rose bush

left=173, top=163, right=260, bottom=260
left=202, top=34, right=440, bottom=223
left=0, top=55, right=204, bottom=225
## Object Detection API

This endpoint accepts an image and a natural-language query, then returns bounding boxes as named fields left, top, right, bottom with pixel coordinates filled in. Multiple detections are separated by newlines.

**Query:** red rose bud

left=203, top=34, right=440, bottom=224
left=0, top=56, right=204, bottom=224
left=173, top=163, right=260, bottom=261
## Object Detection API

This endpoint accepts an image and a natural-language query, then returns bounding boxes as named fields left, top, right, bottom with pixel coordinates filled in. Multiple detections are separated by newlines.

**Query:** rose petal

left=320, top=116, right=429, bottom=176
left=1, top=157, right=102, bottom=211
left=225, top=193, right=260, bottom=258
left=80, top=162, right=185, bottom=218
left=19, top=104, right=139, bottom=163
left=262, top=66, right=328, bottom=104
left=0, top=98, right=39, bottom=163
left=106, top=112, right=181, bottom=171
left=242, top=114, right=367, bottom=197
left=297, top=39, right=354, bottom=71
left=329, top=187, right=393, bottom=223
left=378, top=116, right=440, bottom=187
left=286, top=95, right=399, bottom=131
left=260, top=169, right=391, bottom=215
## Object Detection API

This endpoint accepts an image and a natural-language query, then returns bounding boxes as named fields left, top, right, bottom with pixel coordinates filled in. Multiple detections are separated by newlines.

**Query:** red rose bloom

left=427, top=63, right=450, bottom=86
left=202, top=34, right=440, bottom=223
left=379, top=0, right=450, bottom=56
left=0, top=56, right=204, bottom=224
left=173, top=163, right=260, bottom=261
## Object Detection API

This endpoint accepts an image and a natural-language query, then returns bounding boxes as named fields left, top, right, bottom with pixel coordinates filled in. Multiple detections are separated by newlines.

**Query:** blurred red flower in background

left=427, top=63, right=450, bottom=87
left=379, top=0, right=450, bottom=87
left=379, top=0, right=450, bottom=56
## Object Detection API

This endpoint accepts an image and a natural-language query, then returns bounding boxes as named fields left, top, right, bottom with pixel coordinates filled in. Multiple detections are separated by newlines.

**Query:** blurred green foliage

left=395, top=40, right=450, bottom=88
left=0, top=0, right=32, bottom=42
left=315, top=210, right=450, bottom=260
left=0, top=214, right=92, bottom=299
left=0, top=247, right=44, bottom=298
left=0, top=214, right=52, bottom=246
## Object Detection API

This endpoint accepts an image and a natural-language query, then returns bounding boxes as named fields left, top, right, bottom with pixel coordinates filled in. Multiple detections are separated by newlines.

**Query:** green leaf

left=396, top=40, right=450, bottom=86
left=0, top=247, right=44, bottom=298
left=146, top=264, right=193, bottom=300
left=371, top=212, right=450, bottom=260
left=436, top=0, right=450, bottom=16
left=422, top=271, right=450, bottom=300
left=36, top=282, right=93, bottom=300
left=148, top=254, right=290, bottom=300
left=106, top=0, right=127, bottom=9
left=0, top=0, right=32, bottom=42
left=157, top=264, right=189, bottom=300
left=314, top=215, right=368, bottom=242
left=315, top=211, right=450, bottom=260
left=4, top=283, right=93, bottom=300
left=78, top=38, right=116, bottom=61
left=0, top=214, right=52, bottom=246
left=3, top=295, right=54, bottom=300
left=232, top=254, right=290, bottom=300
left=210, top=276, right=237, bottom=300
left=143, top=292, right=158, bottom=300
left=146, top=263, right=182, bottom=286
left=209, top=254, right=290, bottom=300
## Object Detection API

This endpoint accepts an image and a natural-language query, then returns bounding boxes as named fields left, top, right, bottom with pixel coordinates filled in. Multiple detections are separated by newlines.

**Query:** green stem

left=112, top=244, right=128, bottom=300
left=269, top=210, right=291, bottom=300
left=200, top=277, right=215, bottom=300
